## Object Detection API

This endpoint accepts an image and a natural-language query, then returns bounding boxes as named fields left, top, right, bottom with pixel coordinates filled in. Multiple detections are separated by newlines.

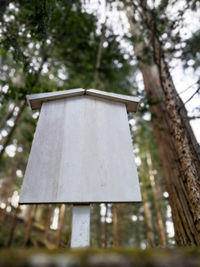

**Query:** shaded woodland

left=0, top=0, right=200, bottom=250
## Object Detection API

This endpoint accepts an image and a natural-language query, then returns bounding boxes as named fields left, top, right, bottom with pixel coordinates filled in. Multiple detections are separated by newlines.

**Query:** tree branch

left=179, top=87, right=200, bottom=111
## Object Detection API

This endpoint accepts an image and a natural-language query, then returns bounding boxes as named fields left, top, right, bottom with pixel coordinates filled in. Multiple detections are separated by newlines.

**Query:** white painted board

left=19, top=95, right=141, bottom=204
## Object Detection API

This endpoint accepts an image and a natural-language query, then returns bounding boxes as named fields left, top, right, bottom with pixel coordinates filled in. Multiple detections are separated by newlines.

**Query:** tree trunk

left=127, top=4, right=200, bottom=245
left=6, top=206, right=20, bottom=247
left=44, top=205, right=52, bottom=240
left=93, top=23, right=106, bottom=89
left=142, top=187, right=154, bottom=247
left=56, top=204, right=66, bottom=247
left=1, top=169, right=17, bottom=223
left=1, top=199, right=8, bottom=223
left=103, top=203, right=108, bottom=248
left=135, top=116, right=155, bottom=247
left=91, top=204, right=102, bottom=247
left=146, top=152, right=166, bottom=246
left=113, top=204, right=119, bottom=247
left=141, top=64, right=200, bottom=245
left=0, top=50, right=48, bottom=162
left=0, top=103, right=16, bottom=131
left=23, top=205, right=35, bottom=247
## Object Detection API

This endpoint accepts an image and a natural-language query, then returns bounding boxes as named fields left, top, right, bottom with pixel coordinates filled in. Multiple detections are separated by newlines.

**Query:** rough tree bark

left=140, top=63, right=200, bottom=245
left=127, top=3, right=200, bottom=245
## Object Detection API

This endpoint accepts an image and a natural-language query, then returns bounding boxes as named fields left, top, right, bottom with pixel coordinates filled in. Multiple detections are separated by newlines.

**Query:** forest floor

left=0, top=248, right=200, bottom=267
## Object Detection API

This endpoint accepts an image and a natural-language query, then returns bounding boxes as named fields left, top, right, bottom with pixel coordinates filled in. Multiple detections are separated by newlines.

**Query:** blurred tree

left=56, top=204, right=66, bottom=247
left=103, top=203, right=108, bottom=248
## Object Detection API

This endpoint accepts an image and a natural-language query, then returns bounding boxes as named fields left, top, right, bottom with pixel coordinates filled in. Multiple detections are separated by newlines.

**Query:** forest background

left=0, top=0, right=200, bottom=249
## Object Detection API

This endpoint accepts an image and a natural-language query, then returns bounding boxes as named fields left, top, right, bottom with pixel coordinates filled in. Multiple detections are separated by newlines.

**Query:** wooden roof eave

left=27, top=88, right=85, bottom=110
left=27, top=88, right=140, bottom=112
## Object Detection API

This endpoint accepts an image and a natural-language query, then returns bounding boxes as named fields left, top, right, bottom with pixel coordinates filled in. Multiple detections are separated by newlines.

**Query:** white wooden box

left=19, top=89, right=141, bottom=204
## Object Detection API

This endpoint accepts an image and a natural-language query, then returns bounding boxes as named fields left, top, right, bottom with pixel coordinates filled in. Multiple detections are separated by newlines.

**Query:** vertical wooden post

left=71, top=205, right=90, bottom=248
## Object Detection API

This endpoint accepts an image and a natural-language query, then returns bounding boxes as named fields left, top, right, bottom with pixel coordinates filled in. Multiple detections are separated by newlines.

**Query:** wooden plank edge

left=19, top=199, right=142, bottom=205
left=86, top=89, right=140, bottom=112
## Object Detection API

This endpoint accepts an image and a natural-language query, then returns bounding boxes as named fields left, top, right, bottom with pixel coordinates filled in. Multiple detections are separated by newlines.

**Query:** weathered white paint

left=86, top=89, right=140, bottom=112
left=27, top=88, right=85, bottom=110
left=71, top=205, right=90, bottom=248
left=27, top=88, right=140, bottom=112
left=19, top=95, right=141, bottom=204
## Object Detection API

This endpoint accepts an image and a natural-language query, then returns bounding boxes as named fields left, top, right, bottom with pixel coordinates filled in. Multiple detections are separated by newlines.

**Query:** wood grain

left=19, top=95, right=141, bottom=204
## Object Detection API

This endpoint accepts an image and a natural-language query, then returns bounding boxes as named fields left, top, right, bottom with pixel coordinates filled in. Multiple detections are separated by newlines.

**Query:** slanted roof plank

left=27, top=88, right=85, bottom=110
left=86, top=89, right=140, bottom=112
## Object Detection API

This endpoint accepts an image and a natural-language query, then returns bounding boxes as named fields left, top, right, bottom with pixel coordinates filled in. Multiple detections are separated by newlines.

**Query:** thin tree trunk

left=91, top=204, right=102, bottom=247
left=1, top=196, right=10, bottom=223
left=0, top=101, right=26, bottom=161
left=6, top=206, right=20, bottom=247
left=44, top=205, right=52, bottom=240
left=0, top=49, right=48, bottom=162
left=134, top=209, right=142, bottom=246
left=93, top=1, right=107, bottom=89
left=23, top=205, right=35, bottom=247
left=113, top=204, right=119, bottom=247
left=146, top=152, right=166, bottom=246
left=1, top=169, right=17, bottom=223
left=103, top=203, right=108, bottom=248
left=0, top=103, right=16, bottom=131
left=93, top=23, right=106, bottom=89
left=56, top=204, right=66, bottom=247
left=142, top=188, right=154, bottom=247
left=135, top=115, right=155, bottom=247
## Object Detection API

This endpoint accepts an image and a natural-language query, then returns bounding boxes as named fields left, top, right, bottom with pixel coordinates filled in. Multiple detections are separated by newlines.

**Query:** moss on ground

left=0, top=248, right=200, bottom=266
